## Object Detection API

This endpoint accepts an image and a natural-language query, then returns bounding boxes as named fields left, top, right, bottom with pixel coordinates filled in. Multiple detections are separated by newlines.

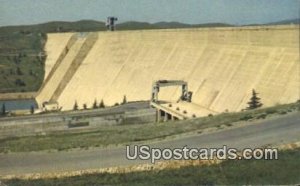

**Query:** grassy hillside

left=268, top=18, right=299, bottom=25
left=0, top=20, right=106, bottom=34
left=0, top=32, right=46, bottom=93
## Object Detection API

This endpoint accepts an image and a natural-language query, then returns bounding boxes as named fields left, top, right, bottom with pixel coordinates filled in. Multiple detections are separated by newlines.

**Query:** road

left=0, top=112, right=299, bottom=176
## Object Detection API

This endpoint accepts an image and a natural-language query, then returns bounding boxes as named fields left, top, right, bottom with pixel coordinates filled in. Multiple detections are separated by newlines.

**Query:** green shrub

left=265, top=109, right=277, bottom=115
left=240, top=115, right=253, bottom=121
left=279, top=111, right=287, bottom=115
left=256, top=113, right=267, bottom=119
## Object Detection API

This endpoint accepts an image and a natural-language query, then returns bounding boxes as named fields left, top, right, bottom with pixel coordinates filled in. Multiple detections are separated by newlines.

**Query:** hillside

left=268, top=18, right=299, bottom=25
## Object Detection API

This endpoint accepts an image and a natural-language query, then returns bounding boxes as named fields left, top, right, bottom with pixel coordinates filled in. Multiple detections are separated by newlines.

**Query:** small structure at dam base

left=150, top=80, right=213, bottom=122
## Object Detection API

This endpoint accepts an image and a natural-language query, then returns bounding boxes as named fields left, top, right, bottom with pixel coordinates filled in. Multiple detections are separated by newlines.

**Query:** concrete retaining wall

left=0, top=108, right=155, bottom=139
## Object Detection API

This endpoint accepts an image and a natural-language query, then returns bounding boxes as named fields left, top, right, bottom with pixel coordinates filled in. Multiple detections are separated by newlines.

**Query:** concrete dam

left=36, top=25, right=299, bottom=117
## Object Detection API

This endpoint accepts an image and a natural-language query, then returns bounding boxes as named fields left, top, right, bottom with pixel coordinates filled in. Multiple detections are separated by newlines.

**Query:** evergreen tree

left=247, top=89, right=263, bottom=110
left=73, top=101, right=78, bottom=110
left=30, top=105, right=34, bottom=114
left=16, top=67, right=23, bottom=75
left=122, top=95, right=127, bottom=105
left=93, top=99, right=98, bottom=109
left=99, top=99, right=105, bottom=108
left=1, top=104, right=6, bottom=116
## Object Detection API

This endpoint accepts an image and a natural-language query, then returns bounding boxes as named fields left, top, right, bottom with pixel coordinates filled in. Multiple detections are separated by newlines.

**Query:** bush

left=256, top=113, right=267, bottom=119
left=16, top=67, right=23, bottom=75
left=279, top=111, right=287, bottom=115
left=240, top=115, right=253, bottom=121
left=265, top=109, right=277, bottom=115
left=15, top=79, right=26, bottom=86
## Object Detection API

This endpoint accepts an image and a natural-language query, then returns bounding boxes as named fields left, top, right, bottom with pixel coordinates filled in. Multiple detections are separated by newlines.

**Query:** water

left=0, top=99, right=37, bottom=111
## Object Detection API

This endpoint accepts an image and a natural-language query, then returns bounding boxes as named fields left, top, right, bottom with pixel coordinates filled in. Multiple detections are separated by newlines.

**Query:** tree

left=14, top=56, right=20, bottom=64
left=99, top=99, right=105, bottom=108
left=30, top=105, right=35, bottom=114
left=16, top=67, right=23, bottom=75
left=122, top=95, right=127, bottom=105
left=83, top=104, right=87, bottom=110
left=29, top=69, right=34, bottom=76
left=9, top=69, right=14, bottom=75
left=15, top=79, right=26, bottom=86
left=73, top=101, right=78, bottom=110
left=93, top=99, right=98, bottom=109
left=1, top=104, right=6, bottom=116
left=247, top=89, right=263, bottom=110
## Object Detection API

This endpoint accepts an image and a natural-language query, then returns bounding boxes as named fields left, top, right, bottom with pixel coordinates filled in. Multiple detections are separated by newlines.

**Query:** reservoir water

left=0, top=99, right=37, bottom=111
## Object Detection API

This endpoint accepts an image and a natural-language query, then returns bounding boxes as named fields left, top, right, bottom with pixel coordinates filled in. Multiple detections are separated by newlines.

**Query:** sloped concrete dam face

left=36, top=25, right=299, bottom=115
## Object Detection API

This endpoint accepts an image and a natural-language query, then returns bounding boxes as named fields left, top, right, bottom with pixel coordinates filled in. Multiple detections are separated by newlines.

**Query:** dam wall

left=43, top=33, right=74, bottom=80
left=36, top=25, right=299, bottom=115
left=36, top=33, right=96, bottom=105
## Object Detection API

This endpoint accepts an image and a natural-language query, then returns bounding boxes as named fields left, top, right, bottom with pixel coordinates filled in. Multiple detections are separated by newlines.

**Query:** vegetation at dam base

left=0, top=101, right=298, bottom=153
left=4, top=147, right=300, bottom=185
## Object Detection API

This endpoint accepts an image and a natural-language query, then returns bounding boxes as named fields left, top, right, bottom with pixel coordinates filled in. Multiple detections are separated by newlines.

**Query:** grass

left=0, top=55, right=45, bottom=93
left=0, top=29, right=46, bottom=93
left=3, top=148, right=300, bottom=185
left=0, top=102, right=298, bottom=153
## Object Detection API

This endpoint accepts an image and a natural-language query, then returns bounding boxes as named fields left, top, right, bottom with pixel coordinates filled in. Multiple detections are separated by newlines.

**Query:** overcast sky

left=0, top=0, right=299, bottom=27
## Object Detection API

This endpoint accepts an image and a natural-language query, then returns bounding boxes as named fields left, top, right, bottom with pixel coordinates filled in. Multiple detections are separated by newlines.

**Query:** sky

left=0, top=0, right=299, bottom=27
